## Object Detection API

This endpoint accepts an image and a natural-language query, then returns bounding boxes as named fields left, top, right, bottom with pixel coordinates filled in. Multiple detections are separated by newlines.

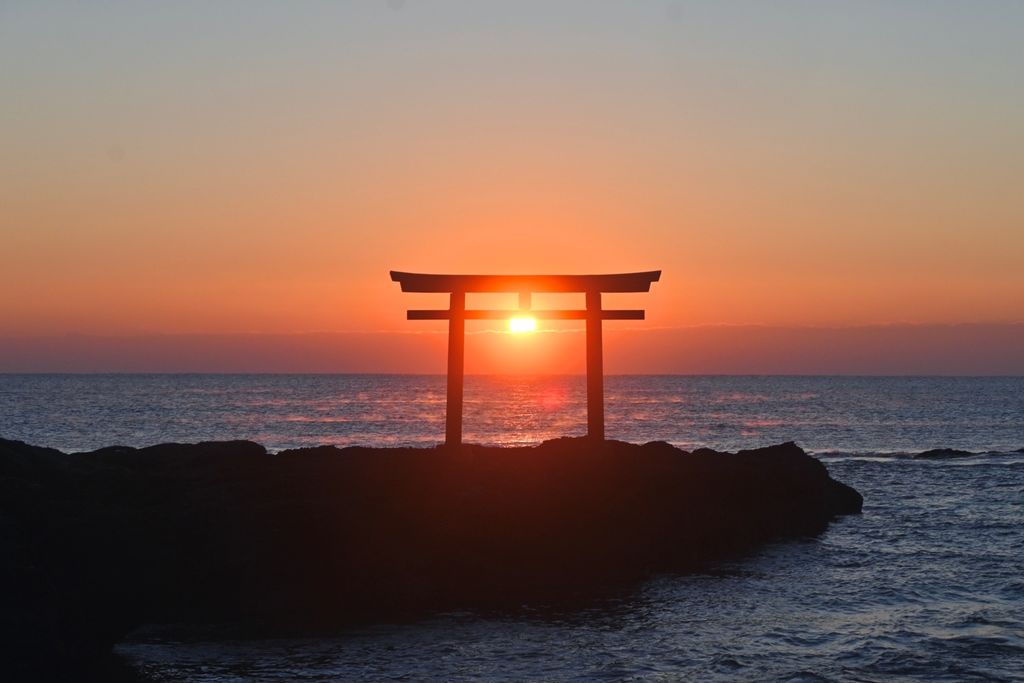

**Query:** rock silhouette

left=913, top=447, right=976, bottom=459
left=0, top=436, right=861, bottom=678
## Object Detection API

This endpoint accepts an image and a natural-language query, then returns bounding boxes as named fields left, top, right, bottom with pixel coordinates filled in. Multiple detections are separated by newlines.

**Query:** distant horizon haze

left=2, top=323, right=1022, bottom=375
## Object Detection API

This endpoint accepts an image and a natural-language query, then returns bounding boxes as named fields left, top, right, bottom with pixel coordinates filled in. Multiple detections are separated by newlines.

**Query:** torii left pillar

left=446, top=290, right=465, bottom=447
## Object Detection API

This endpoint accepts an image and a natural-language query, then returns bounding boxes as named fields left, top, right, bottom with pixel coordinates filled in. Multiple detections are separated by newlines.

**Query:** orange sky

left=1, top=3, right=1022, bottom=372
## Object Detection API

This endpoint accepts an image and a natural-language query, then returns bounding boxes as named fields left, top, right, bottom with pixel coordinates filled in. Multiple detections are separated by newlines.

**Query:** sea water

left=2, top=374, right=1023, bottom=455
left=2, top=375, right=1022, bottom=681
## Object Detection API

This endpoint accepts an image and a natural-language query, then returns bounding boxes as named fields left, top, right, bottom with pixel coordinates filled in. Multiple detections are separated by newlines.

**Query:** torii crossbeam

left=391, top=270, right=661, bottom=446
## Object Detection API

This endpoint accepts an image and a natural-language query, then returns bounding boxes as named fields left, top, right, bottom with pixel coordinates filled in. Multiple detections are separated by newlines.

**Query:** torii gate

left=391, top=270, right=661, bottom=446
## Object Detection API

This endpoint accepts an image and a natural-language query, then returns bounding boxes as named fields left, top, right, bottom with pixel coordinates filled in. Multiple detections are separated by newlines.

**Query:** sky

left=2, top=1, right=1022, bottom=373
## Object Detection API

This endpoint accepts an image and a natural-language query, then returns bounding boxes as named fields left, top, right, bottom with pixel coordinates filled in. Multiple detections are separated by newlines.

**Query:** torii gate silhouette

left=391, top=270, right=661, bottom=447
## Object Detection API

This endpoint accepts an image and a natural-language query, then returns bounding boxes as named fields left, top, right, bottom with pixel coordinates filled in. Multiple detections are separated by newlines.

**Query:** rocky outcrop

left=0, top=436, right=861, bottom=678
left=913, top=447, right=976, bottom=459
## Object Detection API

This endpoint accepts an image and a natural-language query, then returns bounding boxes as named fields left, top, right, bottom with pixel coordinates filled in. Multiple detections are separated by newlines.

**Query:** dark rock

left=0, top=436, right=861, bottom=678
left=913, top=447, right=976, bottom=459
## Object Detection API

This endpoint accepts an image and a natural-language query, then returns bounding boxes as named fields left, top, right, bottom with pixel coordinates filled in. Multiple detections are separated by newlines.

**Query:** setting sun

left=508, top=316, right=538, bottom=334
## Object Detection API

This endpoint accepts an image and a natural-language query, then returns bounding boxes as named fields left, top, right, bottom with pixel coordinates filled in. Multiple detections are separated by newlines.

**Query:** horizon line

left=3, top=320, right=1024, bottom=339
left=3, top=371, right=1022, bottom=378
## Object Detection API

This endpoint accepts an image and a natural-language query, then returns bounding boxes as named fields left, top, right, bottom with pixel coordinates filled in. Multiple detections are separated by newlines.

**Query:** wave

left=814, top=447, right=1024, bottom=460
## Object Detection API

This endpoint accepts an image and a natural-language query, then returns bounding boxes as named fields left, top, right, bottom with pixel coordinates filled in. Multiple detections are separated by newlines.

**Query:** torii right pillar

left=585, top=290, right=604, bottom=440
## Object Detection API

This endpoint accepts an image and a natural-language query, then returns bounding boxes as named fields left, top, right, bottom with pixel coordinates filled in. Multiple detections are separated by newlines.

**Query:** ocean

left=3, top=374, right=1023, bottom=455
left=2, top=374, right=1023, bottom=681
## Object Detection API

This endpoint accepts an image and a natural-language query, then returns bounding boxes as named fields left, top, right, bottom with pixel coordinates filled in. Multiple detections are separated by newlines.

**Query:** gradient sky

left=2, top=2, right=1022, bottom=372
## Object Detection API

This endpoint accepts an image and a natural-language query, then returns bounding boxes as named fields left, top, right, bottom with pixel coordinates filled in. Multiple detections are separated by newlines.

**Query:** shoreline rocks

left=0, top=436, right=861, bottom=678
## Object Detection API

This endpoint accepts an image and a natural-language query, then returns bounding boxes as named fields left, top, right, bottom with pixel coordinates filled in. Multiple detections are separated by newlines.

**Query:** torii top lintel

left=389, top=270, right=661, bottom=294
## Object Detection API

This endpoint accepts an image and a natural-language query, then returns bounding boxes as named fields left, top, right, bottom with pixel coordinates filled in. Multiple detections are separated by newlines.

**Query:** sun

left=508, top=316, right=538, bottom=334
